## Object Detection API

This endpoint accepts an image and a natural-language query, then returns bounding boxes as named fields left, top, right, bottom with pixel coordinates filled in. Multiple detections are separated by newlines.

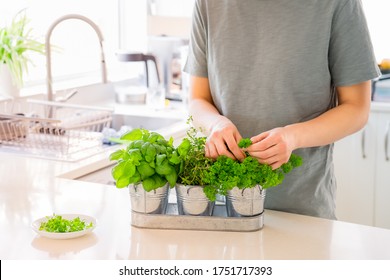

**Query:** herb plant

left=176, top=120, right=214, bottom=185
left=109, top=128, right=181, bottom=191
left=175, top=118, right=218, bottom=199
left=238, top=138, right=252, bottom=148
left=203, top=138, right=303, bottom=201
left=39, top=214, right=93, bottom=233
left=175, top=122, right=303, bottom=202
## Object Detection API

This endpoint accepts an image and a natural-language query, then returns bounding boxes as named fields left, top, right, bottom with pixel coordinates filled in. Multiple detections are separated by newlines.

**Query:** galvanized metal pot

left=225, top=185, right=266, bottom=217
left=129, top=183, right=169, bottom=214
left=175, top=183, right=215, bottom=216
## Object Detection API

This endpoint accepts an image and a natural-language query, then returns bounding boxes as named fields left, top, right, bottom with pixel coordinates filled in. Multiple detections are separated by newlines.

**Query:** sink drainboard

left=0, top=99, right=113, bottom=162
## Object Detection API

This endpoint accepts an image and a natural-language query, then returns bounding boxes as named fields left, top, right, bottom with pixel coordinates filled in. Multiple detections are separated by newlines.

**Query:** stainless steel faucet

left=45, top=14, right=108, bottom=102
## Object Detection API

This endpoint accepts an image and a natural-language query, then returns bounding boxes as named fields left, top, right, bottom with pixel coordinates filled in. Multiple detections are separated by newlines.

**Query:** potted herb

left=109, top=128, right=181, bottom=214
left=175, top=120, right=215, bottom=216
left=204, top=138, right=303, bottom=217
left=0, top=10, right=45, bottom=97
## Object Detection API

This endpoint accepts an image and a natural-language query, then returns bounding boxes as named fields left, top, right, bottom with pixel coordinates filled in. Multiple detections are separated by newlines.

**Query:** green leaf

left=127, top=149, right=142, bottom=165
left=123, top=161, right=136, bottom=178
left=137, top=161, right=155, bottom=179
left=142, top=177, right=156, bottom=192
left=140, top=142, right=151, bottom=156
left=109, top=149, right=126, bottom=161
left=290, top=153, right=303, bottom=168
left=128, top=171, right=141, bottom=185
left=144, top=143, right=157, bottom=163
left=168, top=150, right=181, bottom=165
left=177, top=138, right=191, bottom=156
left=153, top=174, right=168, bottom=189
left=142, top=174, right=167, bottom=192
left=238, top=138, right=252, bottom=148
left=155, top=159, right=175, bottom=175
left=203, top=185, right=217, bottom=202
left=116, top=175, right=130, bottom=188
left=111, top=161, right=125, bottom=181
left=156, top=154, right=167, bottom=166
left=141, top=129, right=150, bottom=141
left=157, top=138, right=169, bottom=147
left=153, top=143, right=166, bottom=154
left=111, top=160, right=136, bottom=186
left=281, top=162, right=293, bottom=173
left=165, top=172, right=178, bottom=187
left=120, top=128, right=143, bottom=141
left=129, top=140, right=145, bottom=150
left=148, top=132, right=164, bottom=143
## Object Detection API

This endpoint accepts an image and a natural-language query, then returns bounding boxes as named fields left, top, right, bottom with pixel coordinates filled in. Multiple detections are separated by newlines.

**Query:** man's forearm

left=188, top=98, right=227, bottom=133
left=286, top=81, right=371, bottom=150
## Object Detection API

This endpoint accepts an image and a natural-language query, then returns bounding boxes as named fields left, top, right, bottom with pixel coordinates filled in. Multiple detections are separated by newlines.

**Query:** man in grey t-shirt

left=184, top=0, right=380, bottom=219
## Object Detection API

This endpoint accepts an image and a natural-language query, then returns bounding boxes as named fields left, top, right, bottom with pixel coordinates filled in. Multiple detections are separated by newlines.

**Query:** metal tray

left=131, top=202, right=264, bottom=232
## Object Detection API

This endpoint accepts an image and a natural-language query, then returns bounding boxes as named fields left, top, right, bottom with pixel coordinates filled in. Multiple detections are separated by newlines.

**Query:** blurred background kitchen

left=0, top=0, right=195, bottom=102
left=0, top=0, right=389, bottom=101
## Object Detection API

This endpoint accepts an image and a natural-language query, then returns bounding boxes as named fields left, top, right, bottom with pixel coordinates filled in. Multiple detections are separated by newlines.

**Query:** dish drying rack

left=0, top=99, right=113, bottom=161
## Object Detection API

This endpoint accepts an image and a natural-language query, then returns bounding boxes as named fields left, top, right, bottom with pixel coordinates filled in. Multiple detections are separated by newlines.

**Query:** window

left=1, top=0, right=388, bottom=97
left=1, top=0, right=124, bottom=94
left=362, top=0, right=390, bottom=63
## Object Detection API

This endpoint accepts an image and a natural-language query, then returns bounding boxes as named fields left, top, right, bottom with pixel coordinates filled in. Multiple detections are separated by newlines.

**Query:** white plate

left=31, top=214, right=97, bottom=240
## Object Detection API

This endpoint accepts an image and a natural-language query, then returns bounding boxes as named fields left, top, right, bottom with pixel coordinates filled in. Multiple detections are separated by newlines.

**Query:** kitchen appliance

left=115, top=51, right=160, bottom=104
left=148, top=36, right=188, bottom=101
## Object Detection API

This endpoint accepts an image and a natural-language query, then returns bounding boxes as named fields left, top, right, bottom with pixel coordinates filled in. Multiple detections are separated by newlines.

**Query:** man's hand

left=246, top=127, right=295, bottom=169
left=205, top=116, right=245, bottom=161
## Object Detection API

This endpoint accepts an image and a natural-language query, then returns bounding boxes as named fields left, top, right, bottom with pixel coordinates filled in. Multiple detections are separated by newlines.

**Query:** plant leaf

left=137, top=161, right=155, bottom=179
left=168, top=150, right=181, bottom=164
left=120, top=128, right=143, bottom=141
left=116, top=175, right=130, bottom=188
left=165, top=172, right=178, bottom=187
left=156, top=159, right=175, bottom=175
left=109, top=149, right=126, bottom=161
left=177, top=138, right=190, bottom=156
left=142, top=174, right=167, bottom=192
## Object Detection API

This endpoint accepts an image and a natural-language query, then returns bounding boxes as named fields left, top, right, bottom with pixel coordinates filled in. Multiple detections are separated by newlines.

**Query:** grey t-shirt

left=184, top=0, right=380, bottom=219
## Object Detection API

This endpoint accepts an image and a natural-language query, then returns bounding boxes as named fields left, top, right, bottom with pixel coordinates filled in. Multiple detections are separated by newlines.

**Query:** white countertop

left=1, top=100, right=390, bottom=260
left=1, top=147, right=390, bottom=260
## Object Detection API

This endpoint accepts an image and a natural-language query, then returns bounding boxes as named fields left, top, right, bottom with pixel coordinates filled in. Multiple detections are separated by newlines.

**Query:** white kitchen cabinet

left=334, top=104, right=390, bottom=229
left=373, top=112, right=390, bottom=228
left=334, top=113, right=376, bottom=226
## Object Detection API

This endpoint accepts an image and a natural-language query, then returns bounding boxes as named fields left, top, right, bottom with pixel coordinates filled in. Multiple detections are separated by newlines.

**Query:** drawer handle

left=386, top=122, right=390, bottom=161
left=361, top=129, right=367, bottom=159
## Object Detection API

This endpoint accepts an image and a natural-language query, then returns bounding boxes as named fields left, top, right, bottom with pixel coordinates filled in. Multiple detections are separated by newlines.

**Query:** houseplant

left=176, top=119, right=303, bottom=217
left=175, top=120, right=215, bottom=216
left=0, top=10, right=45, bottom=97
left=109, top=128, right=181, bottom=214
left=204, top=139, right=303, bottom=217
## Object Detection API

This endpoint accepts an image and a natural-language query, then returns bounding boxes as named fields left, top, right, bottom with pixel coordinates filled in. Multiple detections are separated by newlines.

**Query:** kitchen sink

left=110, top=113, right=182, bottom=131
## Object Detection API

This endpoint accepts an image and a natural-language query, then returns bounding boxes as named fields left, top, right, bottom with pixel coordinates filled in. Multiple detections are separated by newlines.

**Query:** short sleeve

left=183, top=0, right=208, bottom=77
left=329, top=0, right=380, bottom=87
